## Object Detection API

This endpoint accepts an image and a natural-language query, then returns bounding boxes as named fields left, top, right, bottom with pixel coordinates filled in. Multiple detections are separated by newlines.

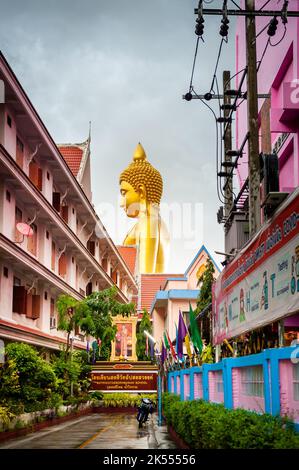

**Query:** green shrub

left=102, top=393, right=157, bottom=408
left=162, top=393, right=299, bottom=449
left=0, top=405, right=15, bottom=430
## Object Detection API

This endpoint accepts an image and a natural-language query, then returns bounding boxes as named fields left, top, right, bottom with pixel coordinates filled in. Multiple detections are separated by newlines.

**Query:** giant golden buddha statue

left=119, top=143, right=169, bottom=273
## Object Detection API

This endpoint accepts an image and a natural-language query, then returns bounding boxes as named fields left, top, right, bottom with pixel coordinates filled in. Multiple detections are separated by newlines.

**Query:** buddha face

left=120, top=181, right=144, bottom=218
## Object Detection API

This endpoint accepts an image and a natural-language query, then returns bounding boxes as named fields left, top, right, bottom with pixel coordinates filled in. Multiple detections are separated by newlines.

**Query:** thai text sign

left=91, top=371, right=158, bottom=392
left=213, top=189, right=299, bottom=345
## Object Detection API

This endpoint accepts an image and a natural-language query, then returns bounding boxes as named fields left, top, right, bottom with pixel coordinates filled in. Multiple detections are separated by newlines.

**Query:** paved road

left=0, top=412, right=176, bottom=449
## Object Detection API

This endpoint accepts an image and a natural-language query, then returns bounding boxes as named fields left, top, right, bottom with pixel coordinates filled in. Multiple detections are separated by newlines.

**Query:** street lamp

left=144, top=330, right=163, bottom=427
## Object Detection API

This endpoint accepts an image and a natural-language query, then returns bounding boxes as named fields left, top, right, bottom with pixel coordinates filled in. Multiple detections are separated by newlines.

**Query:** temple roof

left=140, top=273, right=184, bottom=313
left=58, top=139, right=89, bottom=179
left=117, top=246, right=137, bottom=276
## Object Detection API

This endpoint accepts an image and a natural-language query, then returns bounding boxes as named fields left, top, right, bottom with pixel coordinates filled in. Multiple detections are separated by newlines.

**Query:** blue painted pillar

left=202, top=364, right=209, bottom=402
left=223, top=359, right=233, bottom=409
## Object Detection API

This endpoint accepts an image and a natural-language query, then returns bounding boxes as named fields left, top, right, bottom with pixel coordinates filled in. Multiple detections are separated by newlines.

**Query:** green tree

left=196, top=258, right=215, bottom=314
left=83, top=286, right=135, bottom=360
left=136, top=309, right=152, bottom=361
left=56, top=295, right=92, bottom=356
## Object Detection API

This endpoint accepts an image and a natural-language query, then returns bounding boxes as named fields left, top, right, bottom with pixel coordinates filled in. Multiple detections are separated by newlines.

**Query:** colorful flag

left=163, top=331, right=170, bottom=349
left=177, top=311, right=188, bottom=359
left=175, top=323, right=178, bottom=355
left=185, top=332, right=193, bottom=360
left=189, top=303, right=203, bottom=354
left=166, top=330, right=177, bottom=360
left=161, top=342, right=167, bottom=364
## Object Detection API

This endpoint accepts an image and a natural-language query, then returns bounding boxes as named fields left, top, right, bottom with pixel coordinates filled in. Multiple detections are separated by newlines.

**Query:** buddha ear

left=137, top=184, right=147, bottom=201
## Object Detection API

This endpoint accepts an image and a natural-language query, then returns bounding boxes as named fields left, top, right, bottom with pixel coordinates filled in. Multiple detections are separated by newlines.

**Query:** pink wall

left=208, top=370, right=224, bottom=404
left=184, top=374, right=190, bottom=400
left=280, top=360, right=299, bottom=423
left=236, top=0, right=299, bottom=189
left=194, top=372, right=203, bottom=399
left=232, top=366, right=265, bottom=413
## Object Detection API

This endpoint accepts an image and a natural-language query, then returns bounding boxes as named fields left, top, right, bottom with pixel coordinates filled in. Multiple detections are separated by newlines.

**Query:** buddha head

left=119, top=143, right=163, bottom=218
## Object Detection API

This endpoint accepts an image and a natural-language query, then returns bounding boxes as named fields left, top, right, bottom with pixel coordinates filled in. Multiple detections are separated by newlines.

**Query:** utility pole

left=223, top=70, right=233, bottom=219
left=245, top=0, right=261, bottom=236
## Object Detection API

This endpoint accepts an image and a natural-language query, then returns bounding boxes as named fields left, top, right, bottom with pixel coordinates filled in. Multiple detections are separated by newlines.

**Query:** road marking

left=78, top=416, right=122, bottom=449
left=0, top=415, right=98, bottom=449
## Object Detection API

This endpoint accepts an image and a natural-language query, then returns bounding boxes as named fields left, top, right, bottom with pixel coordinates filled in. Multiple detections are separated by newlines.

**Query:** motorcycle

left=136, top=398, right=154, bottom=428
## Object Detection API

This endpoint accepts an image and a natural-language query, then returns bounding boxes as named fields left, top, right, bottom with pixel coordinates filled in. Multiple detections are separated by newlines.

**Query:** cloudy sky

left=0, top=0, right=237, bottom=272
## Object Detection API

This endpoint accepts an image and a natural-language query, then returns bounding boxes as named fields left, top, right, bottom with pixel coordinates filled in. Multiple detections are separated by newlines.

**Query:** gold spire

left=133, top=142, right=147, bottom=162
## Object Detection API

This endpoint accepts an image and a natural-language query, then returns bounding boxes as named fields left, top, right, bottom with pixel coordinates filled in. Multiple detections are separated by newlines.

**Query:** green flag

left=189, top=303, right=203, bottom=354
left=163, top=331, right=170, bottom=349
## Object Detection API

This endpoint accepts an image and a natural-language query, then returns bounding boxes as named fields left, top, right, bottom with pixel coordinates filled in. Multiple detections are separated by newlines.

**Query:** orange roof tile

left=58, top=145, right=84, bottom=177
left=117, top=246, right=137, bottom=276
left=140, top=273, right=184, bottom=313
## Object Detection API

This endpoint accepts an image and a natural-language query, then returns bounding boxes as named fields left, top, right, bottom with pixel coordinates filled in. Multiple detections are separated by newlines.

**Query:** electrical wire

left=230, top=0, right=242, bottom=9
left=269, top=24, right=287, bottom=46
left=192, top=87, right=226, bottom=204
left=256, top=38, right=270, bottom=72
left=210, top=38, right=226, bottom=94
left=189, top=36, right=200, bottom=92
left=259, top=0, right=272, bottom=11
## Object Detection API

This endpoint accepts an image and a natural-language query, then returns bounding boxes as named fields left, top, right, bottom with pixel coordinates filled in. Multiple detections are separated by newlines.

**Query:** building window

left=16, top=137, right=24, bottom=169
left=6, top=190, right=11, bottom=202
left=51, top=242, right=56, bottom=271
left=241, top=366, right=264, bottom=397
left=50, top=298, right=56, bottom=329
left=3, top=267, right=8, bottom=278
left=72, top=257, right=74, bottom=264
left=58, top=253, right=67, bottom=278
left=15, top=207, right=23, bottom=243
left=72, top=208, right=75, bottom=214
left=27, top=223, right=37, bottom=256
left=215, top=371, right=224, bottom=394
left=87, top=240, right=95, bottom=256
left=13, top=276, right=21, bottom=286
left=29, top=159, right=43, bottom=191
left=46, top=230, right=49, bottom=239
left=44, top=291, right=48, bottom=300
left=7, top=115, right=12, bottom=128
left=293, top=363, right=299, bottom=401
left=47, top=171, right=50, bottom=180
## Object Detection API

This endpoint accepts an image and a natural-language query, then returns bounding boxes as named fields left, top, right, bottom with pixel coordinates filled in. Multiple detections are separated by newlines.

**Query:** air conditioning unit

left=260, top=153, right=287, bottom=218
left=50, top=317, right=56, bottom=329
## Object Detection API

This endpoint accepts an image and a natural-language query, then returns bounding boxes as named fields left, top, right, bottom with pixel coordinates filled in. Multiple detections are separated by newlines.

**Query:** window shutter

left=87, top=240, right=95, bottom=256
left=13, top=286, right=27, bottom=314
left=112, top=270, right=117, bottom=283
left=102, top=258, right=107, bottom=271
left=61, top=205, right=69, bottom=223
left=51, top=242, right=56, bottom=270
left=86, top=282, right=92, bottom=296
left=16, top=137, right=24, bottom=169
left=29, top=160, right=39, bottom=187
left=37, top=168, right=43, bottom=191
left=31, top=295, right=40, bottom=319
left=26, top=293, right=33, bottom=319
left=58, top=253, right=67, bottom=277
left=52, top=192, right=61, bottom=212
left=27, top=224, right=37, bottom=256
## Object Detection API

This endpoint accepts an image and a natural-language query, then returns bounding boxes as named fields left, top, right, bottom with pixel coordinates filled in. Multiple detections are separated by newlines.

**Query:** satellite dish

left=16, top=223, right=34, bottom=237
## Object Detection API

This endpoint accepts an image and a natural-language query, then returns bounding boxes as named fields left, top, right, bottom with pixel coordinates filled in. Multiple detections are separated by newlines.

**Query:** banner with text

left=91, top=371, right=158, bottom=392
left=213, top=189, right=299, bottom=345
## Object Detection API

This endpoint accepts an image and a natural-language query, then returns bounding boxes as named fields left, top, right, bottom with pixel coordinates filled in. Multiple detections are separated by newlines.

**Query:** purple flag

left=177, top=310, right=188, bottom=359
left=161, top=343, right=167, bottom=364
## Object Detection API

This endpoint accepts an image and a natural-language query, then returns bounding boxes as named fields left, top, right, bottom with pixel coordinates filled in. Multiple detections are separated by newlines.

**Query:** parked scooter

left=136, top=398, right=154, bottom=428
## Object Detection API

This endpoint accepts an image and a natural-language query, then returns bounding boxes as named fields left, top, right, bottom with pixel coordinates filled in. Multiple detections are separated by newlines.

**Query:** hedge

left=162, top=393, right=299, bottom=449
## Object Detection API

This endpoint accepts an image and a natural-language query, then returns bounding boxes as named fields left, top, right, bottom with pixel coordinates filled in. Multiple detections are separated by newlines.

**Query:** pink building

left=0, top=52, right=137, bottom=351
left=236, top=0, right=299, bottom=191
left=151, top=245, right=220, bottom=344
